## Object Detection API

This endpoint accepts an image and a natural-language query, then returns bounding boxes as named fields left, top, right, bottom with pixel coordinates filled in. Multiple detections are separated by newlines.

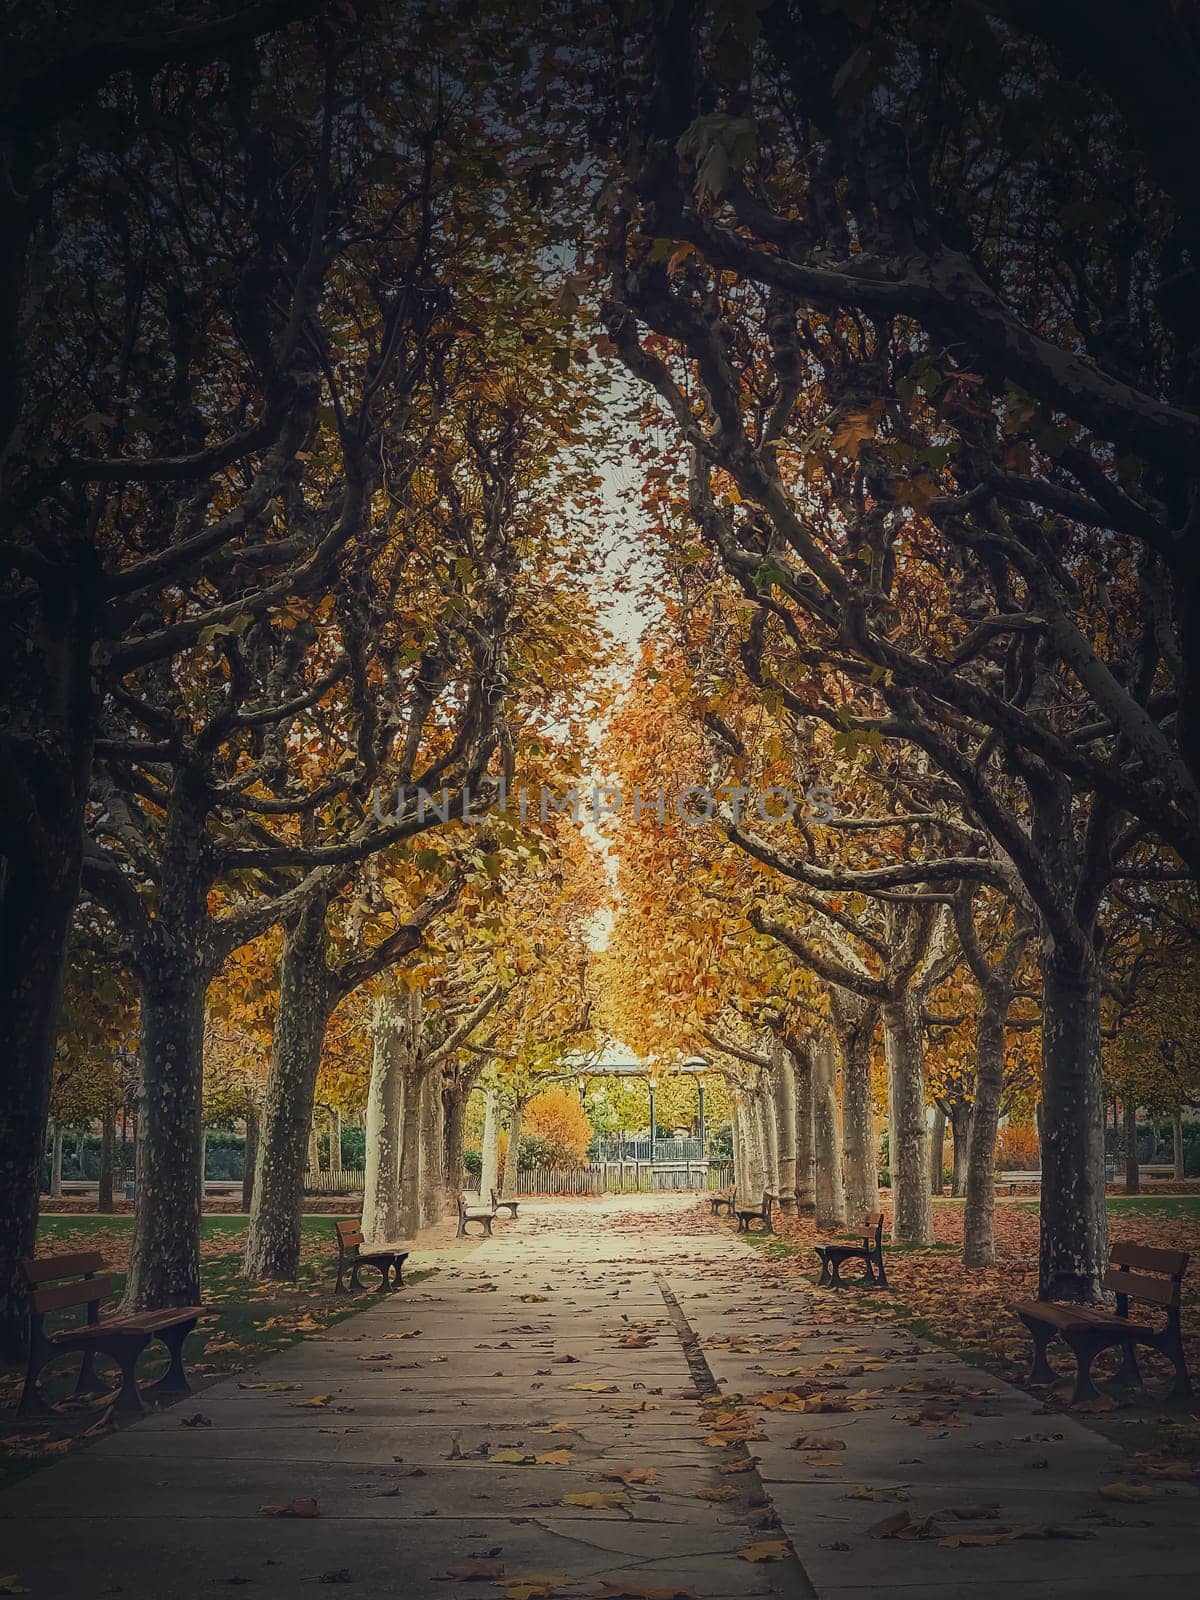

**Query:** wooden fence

left=303, top=1166, right=365, bottom=1194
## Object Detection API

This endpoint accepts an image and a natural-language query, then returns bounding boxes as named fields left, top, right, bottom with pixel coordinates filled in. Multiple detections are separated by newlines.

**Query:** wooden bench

left=491, top=1188, right=519, bottom=1220
left=733, top=1190, right=777, bottom=1234
left=1014, top=1242, right=1191, bottom=1403
left=996, top=1170, right=1041, bottom=1194
left=815, top=1212, right=888, bottom=1288
left=333, top=1221, right=408, bottom=1295
left=457, top=1191, right=496, bottom=1237
left=709, top=1185, right=736, bottom=1216
left=19, top=1253, right=203, bottom=1416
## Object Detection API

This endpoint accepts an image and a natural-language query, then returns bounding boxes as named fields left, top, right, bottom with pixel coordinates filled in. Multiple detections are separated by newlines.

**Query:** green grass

left=0, top=1213, right=435, bottom=1489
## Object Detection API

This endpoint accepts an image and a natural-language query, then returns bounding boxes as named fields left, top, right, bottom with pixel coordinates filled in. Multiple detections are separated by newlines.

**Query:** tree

left=524, top=1086, right=592, bottom=1168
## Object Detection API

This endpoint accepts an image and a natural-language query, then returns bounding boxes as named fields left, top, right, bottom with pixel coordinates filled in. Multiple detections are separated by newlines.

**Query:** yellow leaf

left=505, top=1577, right=570, bottom=1600
left=567, top=1382, right=619, bottom=1393
left=293, top=1395, right=332, bottom=1408
left=534, top=1449, right=573, bottom=1465
left=738, top=1539, right=791, bottom=1562
left=489, top=1449, right=535, bottom=1465
left=1098, top=1482, right=1159, bottom=1503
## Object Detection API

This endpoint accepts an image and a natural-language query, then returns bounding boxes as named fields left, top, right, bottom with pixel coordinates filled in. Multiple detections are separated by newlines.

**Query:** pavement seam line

left=654, top=1270, right=819, bottom=1600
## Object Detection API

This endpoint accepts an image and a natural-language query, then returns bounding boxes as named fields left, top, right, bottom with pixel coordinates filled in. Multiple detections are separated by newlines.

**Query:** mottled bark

left=1123, top=1098, right=1140, bottom=1194
left=327, top=1106, right=342, bottom=1177
left=882, top=996, right=932, bottom=1245
left=1173, top=1110, right=1186, bottom=1180
left=396, top=1063, right=427, bottom=1237
left=499, top=1099, right=524, bottom=1200
left=98, top=1111, right=115, bottom=1214
left=792, top=1046, right=815, bottom=1215
left=759, top=1083, right=780, bottom=1192
left=833, top=996, right=878, bottom=1216
left=1039, top=951, right=1108, bottom=1300
left=812, top=1035, right=846, bottom=1232
left=963, top=1001, right=1004, bottom=1266
left=419, top=1070, right=444, bottom=1227
left=0, top=562, right=95, bottom=1359
left=244, top=895, right=333, bottom=1281
left=242, top=1107, right=259, bottom=1214
left=480, top=1087, right=501, bottom=1199
left=773, top=1045, right=798, bottom=1208
left=949, top=1102, right=972, bottom=1198
left=929, top=1105, right=946, bottom=1196
left=362, top=992, right=413, bottom=1242
left=123, top=960, right=207, bottom=1309
left=49, top=1123, right=63, bottom=1198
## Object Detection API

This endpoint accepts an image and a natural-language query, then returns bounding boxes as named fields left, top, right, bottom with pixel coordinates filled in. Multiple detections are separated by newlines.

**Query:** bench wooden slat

left=30, top=1277, right=114, bottom=1316
left=335, top=1222, right=363, bottom=1245
left=1013, top=1298, right=1154, bottom=1336
left=68, top=1305, right=202, bottom=1340
left=1104, top=1267, right=1180, bottom=1307
left=1109, top=1242, right=1188, bottom=1277
left=22, top=1253, right=106, bottom=1286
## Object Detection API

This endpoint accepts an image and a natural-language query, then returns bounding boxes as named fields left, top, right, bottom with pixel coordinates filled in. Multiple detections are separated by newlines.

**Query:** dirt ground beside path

left=0, top=1193, right=1196, bottom=1600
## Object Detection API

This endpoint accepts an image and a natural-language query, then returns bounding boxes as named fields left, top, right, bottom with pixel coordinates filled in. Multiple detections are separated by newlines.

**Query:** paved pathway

left=1, top=1194, right=1196, bottom=1597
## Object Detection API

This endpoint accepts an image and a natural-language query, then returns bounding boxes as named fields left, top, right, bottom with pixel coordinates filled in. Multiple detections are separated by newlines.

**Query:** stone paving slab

left=2, top=1193, right=1196, bottom=1600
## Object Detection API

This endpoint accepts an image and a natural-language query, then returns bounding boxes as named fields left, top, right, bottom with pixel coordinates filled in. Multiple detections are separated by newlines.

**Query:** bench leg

left=815, top=1250, right=830, bottom=1287
left=1156, top=1329, right=1192, bottom=1403
left=146, top=1321, right=196, bottom=1399
left=73, top=1348, right=109, bottom=1399
left=1114, top=1340, right=1141, bottom=1388
left=483, top=1216, right=494, bottom=1237
left=829, top=1257, right=845, bottom=1287
left=17, top=1353, right=57, bottom=1419
left=1018, top=1314, right=1058, bottom=1386
left=111, top=1343, right=146, bottom=1413
left=1064, top=1330, right=1105, bottom=1403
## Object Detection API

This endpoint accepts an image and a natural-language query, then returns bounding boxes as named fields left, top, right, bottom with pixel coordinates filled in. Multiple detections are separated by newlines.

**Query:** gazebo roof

left=561, top=1042, right=712, bottom=1077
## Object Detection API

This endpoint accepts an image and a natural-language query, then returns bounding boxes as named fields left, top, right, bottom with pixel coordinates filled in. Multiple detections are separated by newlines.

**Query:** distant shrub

left=996, top=1122, right=1040, bottom=1171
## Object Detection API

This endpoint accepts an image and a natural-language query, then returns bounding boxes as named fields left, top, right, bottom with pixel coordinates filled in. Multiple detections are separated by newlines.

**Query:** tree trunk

left=811, top=1035, right=846, bottom=1232
left=1123, top=1098, right=1140, bottom=1194
left=479, top=1086, right=501, bottom=1200
left=419, top=1069, right=444, bottom=1227
left=0, top=630, right=93, bottom=1358
left=499, top=1099, right=524, bottom=1200
left=97, top=1110, right=116, bottom=1214
left=759, top=1082, right=780, bottom=1191
left=244, top=896, right=333, bottom=1281
left=442, top=1070, right=478, bottom=1212
left=963, top=996, right=1005, bottom=1267
left=929, top=1105, right=946, bottom=1197
left=1173, top=1109, right=1186, bottom=1180
left=746, top=1096, right=768, bottom=1196
left=242, top=1106, right=259, bottom=1215
left=949, top=1102, right=972, bottom=1198
left=362, top=992, right=413, bottom=1242
left=328, top=1106, right=342, bottom=1180
left=396, top=1065, right=427, bottom=1238
left=124, top=960, right=207, bottom=1309
left=773, top=1045, right=798, bottom=1209
left=49, top=1122, right=63, bottom=1198
left=837, top=1007, right=878, bottom=1216
left=793, top=1046, right=816, bottom=1215
left=882, top=996, right=932, bottom=1245
left=1039, top=949, right=1108, bottom=1300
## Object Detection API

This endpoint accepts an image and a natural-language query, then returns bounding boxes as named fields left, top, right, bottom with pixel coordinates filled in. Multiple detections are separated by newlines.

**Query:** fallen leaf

left=534, top=1450, right=573, bottom=1466
left=567, top=1382, right=619, bottom=1393
left=737, top=1539, right=790, bottom=1563
left=1098, top=1483, right=1159, bottom=1503
left=505, top=1577, right=570, bottom=1600
left=695, top=1485, right=738, bottom=1502
left=294, top=1395, right=333, bottom=1408
left=259, top=1497, right=320, bottom=1518
left=845, top=1485, right=910, bottom=1502
left=489, top=1449, right=534, bottom=1465
left=446, top=1559, right=505, bottom=1580
left=599, top=1466, right=656, bottom=1486
left=559, top=1491, right=628, bottom=1510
